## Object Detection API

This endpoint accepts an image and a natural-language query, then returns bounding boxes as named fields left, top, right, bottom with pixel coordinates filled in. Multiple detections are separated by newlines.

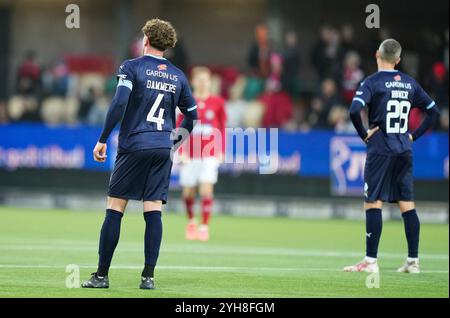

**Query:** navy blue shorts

left=108, top=148, right=173, bottom=204
left=364, top=153, right=414, bottom=203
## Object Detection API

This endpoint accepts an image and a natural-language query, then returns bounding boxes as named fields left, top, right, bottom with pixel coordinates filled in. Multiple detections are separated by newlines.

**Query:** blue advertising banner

left=0, top=124, right=117, bottom=172
left=0, top=124, right=448, bottom=192
left=330, top=136, right=370, bottom=196
left=329, top=133, right=449, bottom=196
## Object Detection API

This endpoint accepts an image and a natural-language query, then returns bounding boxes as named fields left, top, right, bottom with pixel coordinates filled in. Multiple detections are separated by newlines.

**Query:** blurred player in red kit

left=176, top=67, right=226, bottom=241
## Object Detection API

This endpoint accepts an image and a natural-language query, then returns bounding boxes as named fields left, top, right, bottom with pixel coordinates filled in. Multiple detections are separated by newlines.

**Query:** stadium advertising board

left=0, top=125, right=448, bottom=189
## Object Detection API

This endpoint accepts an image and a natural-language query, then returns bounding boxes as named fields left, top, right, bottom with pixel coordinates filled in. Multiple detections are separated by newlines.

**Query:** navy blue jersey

left=353, top=70, right=435, bottom=155
left=116, top=54, right=197, bottom=153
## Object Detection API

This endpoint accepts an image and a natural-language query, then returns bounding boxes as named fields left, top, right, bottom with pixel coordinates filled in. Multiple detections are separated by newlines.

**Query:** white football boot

left=397, top=258, right=420, bottom=274
left=344, top=257, right=379, bottom=273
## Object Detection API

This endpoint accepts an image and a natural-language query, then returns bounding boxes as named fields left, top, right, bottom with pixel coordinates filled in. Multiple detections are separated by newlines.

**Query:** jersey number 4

left=147, top=93, right=165, bottom=130
left=386, top=100, right=411, bottom=134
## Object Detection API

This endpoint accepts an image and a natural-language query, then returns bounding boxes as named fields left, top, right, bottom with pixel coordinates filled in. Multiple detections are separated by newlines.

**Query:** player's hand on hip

left=364, top=126, right=380, bottom=143
left=93, top=142, right=107, bottom=162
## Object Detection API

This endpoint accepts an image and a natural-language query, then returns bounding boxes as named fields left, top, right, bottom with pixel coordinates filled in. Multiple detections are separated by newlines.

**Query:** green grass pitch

left=0, top=206, right=447, bottom=298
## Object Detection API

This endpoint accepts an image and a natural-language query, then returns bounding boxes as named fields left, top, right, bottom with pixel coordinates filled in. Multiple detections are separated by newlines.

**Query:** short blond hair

left=141, top=18, right=177, bottom=51
left=378, top=38, right=402, bottom=63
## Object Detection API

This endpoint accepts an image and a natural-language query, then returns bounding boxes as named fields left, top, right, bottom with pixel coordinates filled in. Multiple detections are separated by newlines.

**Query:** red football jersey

left=177, top=95, right=227, bottom=159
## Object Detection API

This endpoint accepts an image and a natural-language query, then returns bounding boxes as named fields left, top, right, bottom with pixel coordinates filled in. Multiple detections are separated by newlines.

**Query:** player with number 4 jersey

left=82, top=18, right=198, bottom=290
left=344, top=39, right=440, bottom=274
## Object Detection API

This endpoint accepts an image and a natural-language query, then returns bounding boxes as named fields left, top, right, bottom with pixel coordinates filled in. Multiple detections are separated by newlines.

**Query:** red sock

left=201, top=197, right=213, bottom=225
left=185, top=197, right=195, bottom=220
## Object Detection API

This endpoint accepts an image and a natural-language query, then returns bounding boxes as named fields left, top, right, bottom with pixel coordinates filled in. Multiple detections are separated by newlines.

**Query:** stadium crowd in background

left=1, top=24, right=448, bottom=134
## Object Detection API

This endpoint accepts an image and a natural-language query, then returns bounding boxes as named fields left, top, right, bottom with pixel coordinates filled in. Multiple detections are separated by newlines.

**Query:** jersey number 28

left=147, top=93, right=165, bottom=130
left=386, top=100, right=411, bottom=134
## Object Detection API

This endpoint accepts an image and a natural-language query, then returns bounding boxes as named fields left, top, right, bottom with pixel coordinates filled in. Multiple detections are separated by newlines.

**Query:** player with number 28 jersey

left=352, top=66, right=438, bottom=204
left=344, top=39, right=440, bottom=275
left=354, top=70, right=435, bottom=156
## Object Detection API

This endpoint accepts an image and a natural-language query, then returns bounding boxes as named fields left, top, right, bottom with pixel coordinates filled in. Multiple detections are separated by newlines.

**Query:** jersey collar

left=378, top=69, right=398, bottom=72
left=144, top=53, right=166, bottom=60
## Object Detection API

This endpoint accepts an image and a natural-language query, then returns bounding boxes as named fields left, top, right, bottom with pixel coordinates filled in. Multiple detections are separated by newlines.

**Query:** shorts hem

left=364, top=197, right=415, bottom=203
left=108, top=193, right=142, bottom=201
left=142, top=197, right=168, bottom=205
left=108, top=193, right=168, bottom=204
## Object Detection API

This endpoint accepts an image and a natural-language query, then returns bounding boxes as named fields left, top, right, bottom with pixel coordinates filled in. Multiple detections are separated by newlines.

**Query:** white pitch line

left=0, top=264, right=447, bottom=274
left=0, top=243, right=448, bottom=260
left=0, top=264, right=331, bottom=272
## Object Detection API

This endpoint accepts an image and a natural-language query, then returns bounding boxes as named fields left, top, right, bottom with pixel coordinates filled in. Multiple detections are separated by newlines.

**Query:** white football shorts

left=179, top=157, right=220, bottom=187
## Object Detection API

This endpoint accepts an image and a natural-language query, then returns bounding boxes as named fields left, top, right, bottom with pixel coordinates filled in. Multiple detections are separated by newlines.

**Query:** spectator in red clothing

left=267, top=53, right=283, bottom=88
left=413, top=62, right=449, bottom=131
left=341, top=51, right=364, bottom=104
left=427, top=62, right=449, bottom=109
left=16, top=51, right=41, bottom=95
left=259, top=79, right=293, bottom=128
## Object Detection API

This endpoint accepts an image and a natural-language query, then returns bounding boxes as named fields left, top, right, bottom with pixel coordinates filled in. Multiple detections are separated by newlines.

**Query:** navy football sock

left=142, top=264, right=155, bottom=278
left=142, top=211, right=162, bottom=278
left=97, top=209, right=123, bottom=277
left=401, top=209, right=420, bottom=258
left=365, top=208, right=382, bottom=258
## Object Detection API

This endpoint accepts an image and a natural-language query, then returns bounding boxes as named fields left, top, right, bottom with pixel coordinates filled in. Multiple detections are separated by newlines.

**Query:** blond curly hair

left=141, top=18, right=177, bottom=51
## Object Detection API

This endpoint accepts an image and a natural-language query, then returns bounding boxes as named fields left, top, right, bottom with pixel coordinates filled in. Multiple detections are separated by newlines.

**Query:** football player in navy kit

left=344, top=39, right=440, bottom=274
left=82, top=18, right=198, bottom=289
